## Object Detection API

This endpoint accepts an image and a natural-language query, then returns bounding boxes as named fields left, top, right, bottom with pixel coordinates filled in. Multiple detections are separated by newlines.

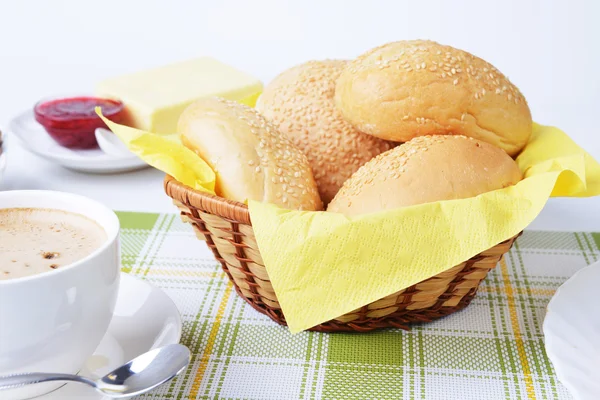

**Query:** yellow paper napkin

left=99, top=112, right=216, bottom=194
left=248, top=123, right=600, bottom=332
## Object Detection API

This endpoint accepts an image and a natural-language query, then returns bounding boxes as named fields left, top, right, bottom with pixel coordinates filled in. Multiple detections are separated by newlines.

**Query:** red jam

left=34, top=97, right=125, bottom=149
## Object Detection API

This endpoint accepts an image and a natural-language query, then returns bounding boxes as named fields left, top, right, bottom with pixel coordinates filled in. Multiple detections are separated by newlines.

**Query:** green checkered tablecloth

left=117, top=211, right=600, bottom=400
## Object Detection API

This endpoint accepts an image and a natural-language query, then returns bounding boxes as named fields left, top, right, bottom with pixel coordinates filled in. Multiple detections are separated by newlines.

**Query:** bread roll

left=178, top=97, right=322, bottom=211
left=256, top=60, right=395, bottom=204
left=334, top=40, right=532, bottom=156
left=327, top=135, right=522, bottom=216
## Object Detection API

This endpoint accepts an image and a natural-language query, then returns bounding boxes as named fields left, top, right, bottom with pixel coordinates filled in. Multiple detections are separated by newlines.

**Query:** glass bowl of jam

left=34, top=96, right=125, bottom=149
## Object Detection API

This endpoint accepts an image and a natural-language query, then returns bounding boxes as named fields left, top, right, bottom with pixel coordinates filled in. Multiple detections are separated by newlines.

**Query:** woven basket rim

left=164, top=175, right=251, bottom=225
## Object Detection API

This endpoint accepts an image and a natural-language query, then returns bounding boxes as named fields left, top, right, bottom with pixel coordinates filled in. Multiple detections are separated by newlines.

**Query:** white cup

left=0, top=190, right=120, bottom=399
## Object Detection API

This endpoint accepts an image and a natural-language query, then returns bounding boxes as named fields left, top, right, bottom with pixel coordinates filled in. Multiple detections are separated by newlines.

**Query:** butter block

left=96, top=57, right=263, bottom=134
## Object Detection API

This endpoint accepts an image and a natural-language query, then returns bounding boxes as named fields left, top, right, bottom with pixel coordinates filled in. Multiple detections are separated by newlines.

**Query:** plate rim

left=543, top=259, right=600, bottom=400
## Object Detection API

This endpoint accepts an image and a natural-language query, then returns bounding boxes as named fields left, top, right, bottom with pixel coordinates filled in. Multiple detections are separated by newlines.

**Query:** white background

left=0, top=0, right=598, bottom=230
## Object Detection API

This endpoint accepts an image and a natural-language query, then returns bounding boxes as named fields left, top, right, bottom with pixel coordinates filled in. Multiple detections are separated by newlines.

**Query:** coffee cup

left=0, top=190, right=120, bottom=399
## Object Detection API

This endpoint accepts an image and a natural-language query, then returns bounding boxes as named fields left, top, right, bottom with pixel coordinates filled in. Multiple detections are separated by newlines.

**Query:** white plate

left=8, top=110, right=149, bottom=174
left=43, top=273, right=182, bottom=399
left=543, top=260, right=600, bottom=400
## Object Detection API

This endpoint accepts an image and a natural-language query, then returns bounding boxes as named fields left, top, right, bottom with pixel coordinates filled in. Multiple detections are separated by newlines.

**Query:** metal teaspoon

left=0, top=344, right=190, bottom=398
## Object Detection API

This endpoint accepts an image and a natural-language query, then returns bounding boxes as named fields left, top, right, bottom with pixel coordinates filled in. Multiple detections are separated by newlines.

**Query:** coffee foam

left=0, top=208, right=107, bottom=280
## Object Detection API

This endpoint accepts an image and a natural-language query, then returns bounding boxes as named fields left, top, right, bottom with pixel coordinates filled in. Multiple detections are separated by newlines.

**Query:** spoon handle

left=0, top=372, right=96, bottom=390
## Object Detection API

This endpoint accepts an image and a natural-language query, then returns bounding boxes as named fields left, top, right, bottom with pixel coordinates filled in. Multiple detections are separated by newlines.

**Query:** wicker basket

left=164, top=175, right=519, bottom=332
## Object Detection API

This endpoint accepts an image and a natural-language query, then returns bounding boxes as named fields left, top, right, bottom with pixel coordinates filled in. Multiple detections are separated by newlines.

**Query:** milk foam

left=0, top=208, right=107, bottom=280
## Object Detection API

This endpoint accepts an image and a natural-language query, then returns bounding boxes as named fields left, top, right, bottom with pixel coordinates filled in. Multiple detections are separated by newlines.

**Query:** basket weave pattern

left=165, top=175, right=518, bottom=332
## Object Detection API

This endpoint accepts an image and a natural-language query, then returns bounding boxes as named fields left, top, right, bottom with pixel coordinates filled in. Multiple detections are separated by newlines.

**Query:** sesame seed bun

left=256, top=60, right=395, bottom=204
left=327, top=135, right=522, bottom=216
left=334, top=40, right=532, bottom=156
left=178, top=97, right=323, bottom=211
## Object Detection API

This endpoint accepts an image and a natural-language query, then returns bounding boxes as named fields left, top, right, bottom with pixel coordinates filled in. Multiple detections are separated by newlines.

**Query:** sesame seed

left=453, top=79, right=458, bottom=85
left=451, top=68, right=456, bottom=74
left=248, top=160, right=255, bottom=166
left=421, top=62, right=426, bottom=69
left=255, top=166, right=261, bottom=173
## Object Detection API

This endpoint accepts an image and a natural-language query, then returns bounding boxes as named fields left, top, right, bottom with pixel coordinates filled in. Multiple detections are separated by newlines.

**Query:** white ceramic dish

left=8, top=110, right=148, bottom=174
left=44, top=273, right=182, bottom=400
left=543, top=259, right=600, bottom=400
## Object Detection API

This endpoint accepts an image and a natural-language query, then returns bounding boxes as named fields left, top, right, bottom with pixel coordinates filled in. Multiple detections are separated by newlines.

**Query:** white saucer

left=8, top=110, right=149, bottom=174
left=42, top=273, right=182, bottom=399
left=543, top=259, right=600, bottom=400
